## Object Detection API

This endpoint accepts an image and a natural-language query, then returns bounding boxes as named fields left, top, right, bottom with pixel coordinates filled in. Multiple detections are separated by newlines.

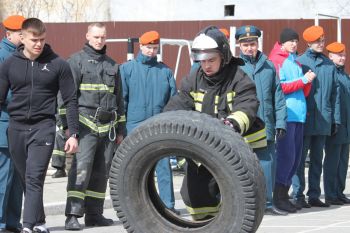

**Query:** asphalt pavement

left=42, top=166, right=350, bottom=233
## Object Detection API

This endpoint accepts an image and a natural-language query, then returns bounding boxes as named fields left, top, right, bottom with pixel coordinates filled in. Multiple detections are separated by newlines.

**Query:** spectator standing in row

left=294, top=25, right=340, bottom=208
left=120, top=31, right=178, bottom=214
left=0, top=18, right=79, bottom=233
left=269, top=28, right=315, bottom=212
left=237, top=25, right=287, bottom=215
left=323, top=42, right=350, bottom=205
left=0, top=15, right=25, bottom=233
left=64, top=23, right=125, bottom=230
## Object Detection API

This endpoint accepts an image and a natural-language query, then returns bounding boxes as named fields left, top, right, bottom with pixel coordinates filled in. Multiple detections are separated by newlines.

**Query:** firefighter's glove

left=276, top=128, right=286, bottom=139
left=222, top=118, right=241, bottom=133
left=331, top=124, right=339, bottom=136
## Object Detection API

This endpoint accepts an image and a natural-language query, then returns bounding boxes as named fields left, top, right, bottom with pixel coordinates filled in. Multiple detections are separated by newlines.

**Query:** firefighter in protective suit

left=64, top=23, right=125, bottom=230
left=164, top=26, right=266, bottom=220
left=51, top=93, right=68, bottom=178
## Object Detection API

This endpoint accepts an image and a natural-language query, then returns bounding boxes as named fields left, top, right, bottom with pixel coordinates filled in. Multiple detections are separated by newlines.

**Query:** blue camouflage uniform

left=240, top=50, right=287, bottom=209
left=324, top=65, right=350, bottom=201
left=294, top=48, right=340, bottom=201
left=0, top=37, right=23, bottom=230
left=120, top=51, right=177, bottom=209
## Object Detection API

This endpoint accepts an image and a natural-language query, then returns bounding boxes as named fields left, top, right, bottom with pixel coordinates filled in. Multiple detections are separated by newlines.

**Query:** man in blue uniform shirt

left=294, top=25, right=340, bottom=208
left=323, top=42, right=350, bottom=205
left=0, top=15, right=25, bottom=233
left=236, top=25, right=287, bottom=215
left=120, top=30, right=178, bottom=214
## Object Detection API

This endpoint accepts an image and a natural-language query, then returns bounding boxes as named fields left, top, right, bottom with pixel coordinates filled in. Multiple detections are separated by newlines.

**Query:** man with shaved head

left=64, top=22, right=125, bottom=231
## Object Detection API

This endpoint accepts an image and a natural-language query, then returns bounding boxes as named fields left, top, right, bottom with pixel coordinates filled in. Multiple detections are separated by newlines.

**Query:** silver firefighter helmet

left=191, top=26, right=232, bottom=65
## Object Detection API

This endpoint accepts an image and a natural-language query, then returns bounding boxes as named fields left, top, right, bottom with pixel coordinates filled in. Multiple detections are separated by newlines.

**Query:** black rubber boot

left=52, top=169, right=67, bottom=178
left=273, top=184, right=297, bottom=213
left=84, top=214, right=114, bottom=227
left=65, top=215, right=82, bottom=231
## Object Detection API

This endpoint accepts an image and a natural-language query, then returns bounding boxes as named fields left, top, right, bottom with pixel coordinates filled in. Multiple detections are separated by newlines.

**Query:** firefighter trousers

left=51, top=129, right=66, bottom=170
left=65, top=126, right=116, bottom=217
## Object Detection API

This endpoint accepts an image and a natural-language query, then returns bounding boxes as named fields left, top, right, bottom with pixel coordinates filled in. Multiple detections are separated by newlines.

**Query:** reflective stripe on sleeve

left=52, top=149, right=65, bottom=157
left=244, top=127, right=266, bottom=143
left=244, top=127, right=267, bottom=149
left=227, top=111, right=250, bottom=134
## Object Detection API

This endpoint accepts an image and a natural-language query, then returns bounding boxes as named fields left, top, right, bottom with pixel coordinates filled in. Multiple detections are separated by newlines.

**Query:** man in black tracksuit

left=64, top=23, right=125, bottom=231
left=0, top=18, right=79, bottom=233
left=164, top=26, right=265, bottom=220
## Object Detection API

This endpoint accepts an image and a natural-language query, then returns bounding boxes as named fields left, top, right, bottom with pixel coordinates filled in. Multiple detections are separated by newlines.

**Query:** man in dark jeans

left=0, top=18, right=79, bottom=233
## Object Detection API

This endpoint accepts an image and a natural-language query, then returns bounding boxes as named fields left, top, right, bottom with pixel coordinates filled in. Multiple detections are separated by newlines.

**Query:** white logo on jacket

left=41, top=64, right=50, bottom=71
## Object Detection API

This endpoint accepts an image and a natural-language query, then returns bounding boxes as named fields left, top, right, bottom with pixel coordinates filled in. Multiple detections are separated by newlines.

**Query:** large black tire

left=109, top=110, right=266, bottom=233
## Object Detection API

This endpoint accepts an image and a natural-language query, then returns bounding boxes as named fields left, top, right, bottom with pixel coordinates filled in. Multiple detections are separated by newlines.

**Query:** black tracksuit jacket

left=0, top=44, right=78, bottom=134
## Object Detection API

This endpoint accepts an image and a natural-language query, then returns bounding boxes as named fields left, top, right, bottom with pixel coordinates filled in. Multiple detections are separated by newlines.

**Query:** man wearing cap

left=236, top=25, right=287, bottom=215
left=64, top=22, right=125, bottom=230
left=323, top=42, right=350, bottom=205
left=120, top=30, right=178, bottom=214
left=293, top=25, right=340, bottom=207
left=269, top=28, right=315, bottom=212
left=0, top=15, right=25, bottom=233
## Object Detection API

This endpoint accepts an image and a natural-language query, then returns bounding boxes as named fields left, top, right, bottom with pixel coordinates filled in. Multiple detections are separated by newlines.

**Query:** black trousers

left=65, top=126, right=116, bottom=217
left=8, top=119, right=55, bottom=229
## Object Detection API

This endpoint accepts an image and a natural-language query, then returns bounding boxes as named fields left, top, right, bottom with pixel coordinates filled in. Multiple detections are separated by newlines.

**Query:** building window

left=224, top=5, right=235, bottom=17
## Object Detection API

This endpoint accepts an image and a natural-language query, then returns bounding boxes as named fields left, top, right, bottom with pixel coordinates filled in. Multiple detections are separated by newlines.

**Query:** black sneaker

left=52, top=169, right=67, bottom=178
left=296, top=198, right=311, bottom=208
left=325, top=198, right=344, bottom=205
left=338, top=196, right=350, bottom=204
left=65, top=215, right=81, bottom=231
left=85, top=214, right=114, bottom=227
left=265, top=206, right=288, bottom=216
left=308, top=198, right=330, bottom=207
left=5, top=226, right=21, bottom=233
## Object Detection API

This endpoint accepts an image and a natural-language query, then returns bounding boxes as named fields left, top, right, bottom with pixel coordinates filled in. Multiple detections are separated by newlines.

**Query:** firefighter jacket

left=67, top=44, right=125, bottom=138
left=164, top=57, right=265, bottom=148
